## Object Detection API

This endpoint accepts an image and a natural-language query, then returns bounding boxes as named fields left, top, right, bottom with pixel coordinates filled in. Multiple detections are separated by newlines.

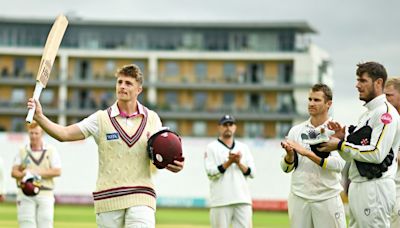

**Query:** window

left=222, top=92, right=235, bottom=112
left=75, top=60, right=92, bottom=80
left=232, top=33, right=248, bottom=50
left=246, top=63, right=264, bottom=83
left=133, top=61, right=146, bottom=75
left=278, top=92, right=295, bottom=113
left=279, top=30, right=295, bottom=51
left=194, top=92, right=207, bottom=110
left=41, top=90, right=54, bottom=105
left=165, top=61, right=179, bottom=77
left=100, top=91, right=114, bottom=109
left=249, top=93, right=261, bottom=111
left=205, top=32, right=228, bottom=51
left=11, top=117, right=25, bottom=132
left=11, top=88, right=25, bottom=105
left=105, top=60, right=115, bottom=75
left=195, top=62, right=207, bottom=82
left=278, top=63, right=293, bottom=83
left=277, top=122, right=292, bottom=138
left=193, top=121, right=207, bottom=136
left=164, top=120, right=178, bottom=133
left=223, top=92, right=235, bottom=104
left=165, top=91, right=178, bottom=110
left=13, top=58, right=25, bottom=77
left=244, top=122, right=264, bottom=138
left=223, top=63, right=236, bottom=82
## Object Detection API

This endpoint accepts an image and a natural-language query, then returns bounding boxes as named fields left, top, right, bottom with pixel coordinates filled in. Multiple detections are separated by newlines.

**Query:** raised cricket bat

left=26, top=14, right=68, bottom=123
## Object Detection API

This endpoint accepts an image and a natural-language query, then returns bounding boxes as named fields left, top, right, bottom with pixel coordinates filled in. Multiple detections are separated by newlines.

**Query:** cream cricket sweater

left=92, top=106, right=161, bottom=213
left=17, top=144, right=57, bottom=197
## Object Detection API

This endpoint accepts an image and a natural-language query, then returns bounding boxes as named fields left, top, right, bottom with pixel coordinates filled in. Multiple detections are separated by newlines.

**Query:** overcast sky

left=1, top=0, right=399, bottom=125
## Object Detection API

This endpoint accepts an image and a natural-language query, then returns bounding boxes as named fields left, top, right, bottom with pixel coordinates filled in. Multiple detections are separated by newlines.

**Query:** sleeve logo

left=380, top=113, right=392, bottom=124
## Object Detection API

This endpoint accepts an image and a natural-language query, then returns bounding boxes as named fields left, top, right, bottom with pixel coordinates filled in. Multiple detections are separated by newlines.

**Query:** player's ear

left=326, top=100, right=332, bottom=109
left=137, top=86, right=143, bottom=94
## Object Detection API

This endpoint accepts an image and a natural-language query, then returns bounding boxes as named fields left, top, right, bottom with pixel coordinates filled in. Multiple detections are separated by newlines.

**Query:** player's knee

left=37, top=214, right=53, bottom=227
left=18, top=216, right=36, bottom=227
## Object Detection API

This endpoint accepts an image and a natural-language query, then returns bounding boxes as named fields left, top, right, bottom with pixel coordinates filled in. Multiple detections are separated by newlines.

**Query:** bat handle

left=26, top=82, right=43, bottom=123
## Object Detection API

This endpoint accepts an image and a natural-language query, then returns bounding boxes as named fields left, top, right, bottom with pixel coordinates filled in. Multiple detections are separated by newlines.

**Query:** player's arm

left=235, top=146, right=255, bottom=178
left=11, top=165, right=25, bottom=180
left=287, top=140, right=345, bottom=172
left=280, top=128, right=297, bottom=173
left=204, top=146, right=233, bottom=180
left=28, top=98, right=85, bottom=141
left=32, top=168, right=61, bottom=178
left=286, top=140, right=322, bottom=165
left=336, top=109, right=397, bottom=163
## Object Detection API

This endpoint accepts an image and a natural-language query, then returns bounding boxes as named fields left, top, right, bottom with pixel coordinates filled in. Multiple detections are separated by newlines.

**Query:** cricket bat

left=26, top=14, right=68, bottom=123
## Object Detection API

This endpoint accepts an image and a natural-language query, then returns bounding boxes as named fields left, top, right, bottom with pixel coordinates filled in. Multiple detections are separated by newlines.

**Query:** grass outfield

left=0, top=203, right=290, bottom=227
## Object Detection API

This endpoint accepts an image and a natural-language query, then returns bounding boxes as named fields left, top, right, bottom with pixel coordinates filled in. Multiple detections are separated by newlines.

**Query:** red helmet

left=20, top=176, right=41, bottom=196
left=147, top=129, right=184, bottom=169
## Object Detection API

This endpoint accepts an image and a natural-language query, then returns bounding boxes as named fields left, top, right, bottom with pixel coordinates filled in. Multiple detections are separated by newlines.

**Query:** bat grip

left=26, top=82, right=43, bottom=123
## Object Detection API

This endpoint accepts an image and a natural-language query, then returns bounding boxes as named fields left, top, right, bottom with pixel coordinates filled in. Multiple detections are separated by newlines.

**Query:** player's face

left=356, top=73, right=379, bottom=102
left=116, top=74, right=142, bottom=102
left=308, top=91, right=331, bottom=117
left=218, top=122, right=236, bottom=139
left=28, top=127, right=43, bottom=145
left=384, top=85, right=400, bottom=111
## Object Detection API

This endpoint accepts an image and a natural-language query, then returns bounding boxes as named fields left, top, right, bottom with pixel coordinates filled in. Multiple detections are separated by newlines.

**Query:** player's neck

left=219, top=137, right=234, bottom=147
left=310, top=114, right=329, bottom=127
left=117, top=100, right=138, bottom=116
left=30, top=141, right=43, bottom=151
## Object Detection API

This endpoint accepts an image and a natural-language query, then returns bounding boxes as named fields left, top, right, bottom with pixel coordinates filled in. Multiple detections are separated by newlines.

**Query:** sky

left=1, top=0, right=399, bottom=125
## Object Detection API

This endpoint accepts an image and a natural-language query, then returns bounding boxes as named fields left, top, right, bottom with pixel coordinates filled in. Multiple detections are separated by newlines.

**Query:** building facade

left=0, top=17, right=332, bottom=138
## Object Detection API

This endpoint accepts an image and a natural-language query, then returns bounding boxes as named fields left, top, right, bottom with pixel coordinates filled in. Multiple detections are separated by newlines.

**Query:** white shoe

left=303, top=135, right=329, bottom=145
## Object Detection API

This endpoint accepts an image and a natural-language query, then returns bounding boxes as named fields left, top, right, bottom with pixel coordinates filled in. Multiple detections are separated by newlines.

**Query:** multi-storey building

left=0, top=17, right=332, bottom=138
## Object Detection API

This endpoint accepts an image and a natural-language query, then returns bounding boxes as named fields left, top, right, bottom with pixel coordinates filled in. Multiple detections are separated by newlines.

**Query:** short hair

left=385, top=77, right=400, bottom=93
left=26, top=121, right=41, bottom=130
left=115, top=64, right=143, bottom=85
left=356, top=62, right=387, bottom=85
left=311, top=83, right=332, bottom=102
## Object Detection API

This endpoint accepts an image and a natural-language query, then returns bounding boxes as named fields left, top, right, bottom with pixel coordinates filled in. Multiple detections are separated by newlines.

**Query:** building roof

left=0, top=16, right=317, bottom=33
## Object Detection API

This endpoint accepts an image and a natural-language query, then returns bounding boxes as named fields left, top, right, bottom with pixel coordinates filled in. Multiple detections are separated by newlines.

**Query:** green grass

left=0, top=203, right=290, bottom=228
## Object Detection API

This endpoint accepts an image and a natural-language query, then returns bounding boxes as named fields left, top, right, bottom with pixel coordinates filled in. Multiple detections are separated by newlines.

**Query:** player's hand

left=318, top=137, right=341, bottom=152
left=232, top=151, right=242, bottom=163
left=0, top=195, right=5, bottom=202
left=166, top=160, right=184, bottom=173
left=286, top=140, right=311, bottom=156
left=327, top=121, right=345, bottom=140
left=27, top=98, right=43, bottom=118
left=228, top=152, right=236, bottom=163
left=281, top=140, right=295, bottom=156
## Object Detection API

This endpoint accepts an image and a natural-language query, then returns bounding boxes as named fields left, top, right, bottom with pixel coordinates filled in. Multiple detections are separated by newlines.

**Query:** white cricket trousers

left=210, top=203, right=252, bottom=228
left=288, top=193, right=346, bottom=228
left=17, top=194, right=55, bottom=228
left=391, top=193, right=400, bottom=228
left=96, top=205, right=155, bottom=228
left=348, top=178, right=395, bottom=228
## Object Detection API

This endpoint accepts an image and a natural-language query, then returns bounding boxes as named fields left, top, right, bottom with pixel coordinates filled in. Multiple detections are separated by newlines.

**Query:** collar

left=364, top=94, right=386, bottom=111
left=109, top=101, right=147, bottom=118
left=305, top=117, right=333, bottom=129
left=217, top=138, right=235, bottom=150
left=26, top=143, right=47, bottom=152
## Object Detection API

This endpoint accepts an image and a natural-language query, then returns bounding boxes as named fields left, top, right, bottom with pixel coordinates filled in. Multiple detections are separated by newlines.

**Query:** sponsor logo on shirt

left=364, top=208, right=370, bottom=216
left=381, top=113, right=392, bottom=124
left=106, top=133, right=119, bottom=140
